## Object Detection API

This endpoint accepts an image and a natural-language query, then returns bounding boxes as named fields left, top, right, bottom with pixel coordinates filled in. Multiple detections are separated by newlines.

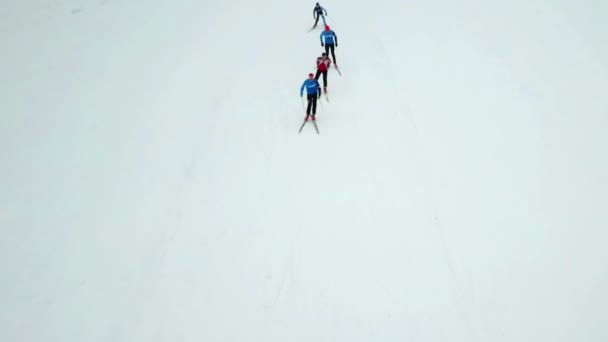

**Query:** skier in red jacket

left=314, top=52, right=332, bottom=93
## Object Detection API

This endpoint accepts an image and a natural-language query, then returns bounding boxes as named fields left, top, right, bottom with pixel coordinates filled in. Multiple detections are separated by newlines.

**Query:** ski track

left=366, top=11, right=483, bottom=341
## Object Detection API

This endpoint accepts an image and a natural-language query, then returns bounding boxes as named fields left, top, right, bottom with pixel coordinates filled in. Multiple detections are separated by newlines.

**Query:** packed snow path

left=1, top=0, right=607, bottom=341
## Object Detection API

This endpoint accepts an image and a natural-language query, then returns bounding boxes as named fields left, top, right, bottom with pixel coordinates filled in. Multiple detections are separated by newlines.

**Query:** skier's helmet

left=308, top=73, right=314, bottom=78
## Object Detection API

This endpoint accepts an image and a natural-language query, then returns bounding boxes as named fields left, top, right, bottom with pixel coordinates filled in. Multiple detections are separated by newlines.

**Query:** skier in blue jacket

left=320, top=25, right=338, bottom=65
left=313, top=3, right=328, bottom=28
left=300, top=73, right=322, bottom=121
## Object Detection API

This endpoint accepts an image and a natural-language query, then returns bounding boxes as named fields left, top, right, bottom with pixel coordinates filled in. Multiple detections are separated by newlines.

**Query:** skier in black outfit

left=313, top=2, right=327, bottom=28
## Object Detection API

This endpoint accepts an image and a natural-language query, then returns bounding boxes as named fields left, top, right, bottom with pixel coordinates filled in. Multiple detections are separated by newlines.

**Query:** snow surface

left=1, top=0, right=608, bottom=341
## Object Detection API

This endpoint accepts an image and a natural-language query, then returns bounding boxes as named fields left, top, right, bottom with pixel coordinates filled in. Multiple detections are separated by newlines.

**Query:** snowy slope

left=1, top=0, right=607, bottom=341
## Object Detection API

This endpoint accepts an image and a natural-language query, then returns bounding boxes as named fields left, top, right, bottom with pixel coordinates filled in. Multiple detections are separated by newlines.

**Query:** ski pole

left=318, top=94, right=324, bottom=112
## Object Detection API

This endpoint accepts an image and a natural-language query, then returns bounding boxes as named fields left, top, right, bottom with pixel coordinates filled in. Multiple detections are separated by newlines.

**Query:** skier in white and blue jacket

left=320, top=25, right=338, bottom=65
left=300, top=73, right=322, bottom=120
left=313, top=3, right=327, bottom=28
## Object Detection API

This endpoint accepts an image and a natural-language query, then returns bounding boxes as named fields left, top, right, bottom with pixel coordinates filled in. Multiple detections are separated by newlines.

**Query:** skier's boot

left=312, top=115, right=316, bottom=121
left=305, top=115, right=310, bottom=121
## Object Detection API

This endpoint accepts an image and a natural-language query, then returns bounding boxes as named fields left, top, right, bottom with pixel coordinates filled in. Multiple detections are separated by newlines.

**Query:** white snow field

left=1, top=0, right=608, bottom=341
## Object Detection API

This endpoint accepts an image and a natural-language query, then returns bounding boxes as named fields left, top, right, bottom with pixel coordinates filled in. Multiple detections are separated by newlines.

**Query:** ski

left=335, top=65, right=342, bottom=76
left=298, top=119, right=319, bottom=134
left=298, top=120, right=308, bottom=133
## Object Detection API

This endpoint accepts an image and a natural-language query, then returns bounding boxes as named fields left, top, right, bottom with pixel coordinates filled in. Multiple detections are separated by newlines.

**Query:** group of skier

left=300, top=2, right=339, bottom=125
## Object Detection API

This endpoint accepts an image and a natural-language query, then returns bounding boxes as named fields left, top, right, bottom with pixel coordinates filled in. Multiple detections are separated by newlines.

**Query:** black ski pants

left=315, top=70, right=328, bottom=87
left=324, top=44, right=336, bottom=64
left=306, top=93, right=319, bottom=115
left=313, top=12, right=325, bottom=27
